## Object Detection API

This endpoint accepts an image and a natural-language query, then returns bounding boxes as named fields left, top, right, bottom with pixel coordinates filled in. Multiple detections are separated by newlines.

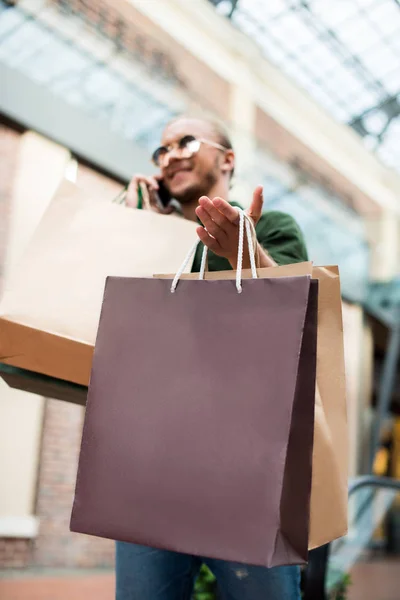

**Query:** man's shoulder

left=257, top=210, right=300, bottom=228
left=228, top=202, right=303, bottom=235
left=229, top=200, right=243, bottom=210
left=228, top=202, right=298, bottom=227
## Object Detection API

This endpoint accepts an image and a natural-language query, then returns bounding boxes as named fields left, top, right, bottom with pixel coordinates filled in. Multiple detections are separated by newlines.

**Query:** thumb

left=247, top=185, right=263, bottom=224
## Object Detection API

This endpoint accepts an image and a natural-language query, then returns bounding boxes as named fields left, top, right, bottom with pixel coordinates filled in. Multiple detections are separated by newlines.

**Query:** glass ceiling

left=210, top=0, right=400, bottom=173
left=0, top=0, right=181, bottom=149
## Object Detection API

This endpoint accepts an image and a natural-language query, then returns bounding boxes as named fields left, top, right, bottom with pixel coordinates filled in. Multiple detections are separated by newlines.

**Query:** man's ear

left=220, top=150, right=235, bottom=177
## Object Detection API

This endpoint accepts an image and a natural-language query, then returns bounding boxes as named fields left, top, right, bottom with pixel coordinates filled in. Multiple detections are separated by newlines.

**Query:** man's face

left=158, top=118, right=232, bottom=204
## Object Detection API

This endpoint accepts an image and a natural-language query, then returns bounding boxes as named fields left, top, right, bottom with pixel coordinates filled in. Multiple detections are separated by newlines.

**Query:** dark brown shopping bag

left=71, top=213, right=318, bottom=567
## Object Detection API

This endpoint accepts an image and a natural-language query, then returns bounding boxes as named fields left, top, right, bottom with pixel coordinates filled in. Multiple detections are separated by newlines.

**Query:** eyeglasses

left=151, top=135, right=229, bottom=167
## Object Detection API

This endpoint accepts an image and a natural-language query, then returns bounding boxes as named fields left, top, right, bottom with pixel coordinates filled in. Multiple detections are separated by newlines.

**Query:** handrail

left=349, top=475, right=400, bottom=496
left=303, top=476, right=400, bottom=600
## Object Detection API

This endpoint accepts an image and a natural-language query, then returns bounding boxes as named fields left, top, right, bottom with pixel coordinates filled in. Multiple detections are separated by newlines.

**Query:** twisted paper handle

left=170, top=209, right=258, bottom=294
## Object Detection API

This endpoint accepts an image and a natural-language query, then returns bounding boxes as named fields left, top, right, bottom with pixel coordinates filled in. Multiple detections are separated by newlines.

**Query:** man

left=117, top=116, right=308, bottom=599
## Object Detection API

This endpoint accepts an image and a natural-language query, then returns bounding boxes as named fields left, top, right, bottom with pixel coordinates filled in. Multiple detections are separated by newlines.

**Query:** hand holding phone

left=154, top=179, right=173, bottom=208
left=125, top=175, right=174, bottom=214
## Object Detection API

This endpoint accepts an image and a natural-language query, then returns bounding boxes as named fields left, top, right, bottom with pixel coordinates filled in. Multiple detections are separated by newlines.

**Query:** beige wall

left=4, top=132, right=71, bottom=281
left=0, top=123, right=21, bottom=295
left=342, top=301, right=374, bottom=477
left=0, top=132, right=70, bottom=538
left=0, top=382, right=43, bottom=537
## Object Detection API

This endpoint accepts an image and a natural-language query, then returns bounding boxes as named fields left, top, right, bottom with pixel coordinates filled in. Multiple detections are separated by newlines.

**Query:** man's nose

left=163, top=148, right=182, bottom=169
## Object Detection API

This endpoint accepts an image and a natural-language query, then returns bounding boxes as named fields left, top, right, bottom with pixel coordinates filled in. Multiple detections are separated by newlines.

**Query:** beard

left=169, top=161, right=220, bottom=205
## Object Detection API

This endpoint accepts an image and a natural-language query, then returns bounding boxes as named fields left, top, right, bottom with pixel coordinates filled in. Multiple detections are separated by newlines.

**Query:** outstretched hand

left=195, top=185, right=267, bottom=269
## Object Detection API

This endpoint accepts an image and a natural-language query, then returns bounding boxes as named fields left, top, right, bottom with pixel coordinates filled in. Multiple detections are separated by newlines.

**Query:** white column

left=4, top=132, right=71, bottom=281
left=366, top=210, right=400, bottom=281
left=342, top=302, right=373, bottom=477
left=0, top=132, right=70, bottom=538
left=229, top=84, right=257, bottom=207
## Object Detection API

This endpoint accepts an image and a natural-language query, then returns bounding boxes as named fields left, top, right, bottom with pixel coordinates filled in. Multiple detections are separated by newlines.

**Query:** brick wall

left=32, top=399, right=115, bottom=568
left=0, top=539, right=32, bottom=568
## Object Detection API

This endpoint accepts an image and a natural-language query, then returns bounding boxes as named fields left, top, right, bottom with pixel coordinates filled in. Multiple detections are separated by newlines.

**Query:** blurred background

left=0, top=0, right=400, bottom=598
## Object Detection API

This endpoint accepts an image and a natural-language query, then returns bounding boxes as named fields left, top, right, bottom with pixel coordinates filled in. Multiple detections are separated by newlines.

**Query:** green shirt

left=135, top=189, right=308, bottom=269
left=192, top=202, right=308, bottom=271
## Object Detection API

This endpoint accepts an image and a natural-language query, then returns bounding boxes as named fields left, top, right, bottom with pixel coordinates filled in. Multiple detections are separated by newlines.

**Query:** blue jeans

left=115, top=542, right=301, bottom=600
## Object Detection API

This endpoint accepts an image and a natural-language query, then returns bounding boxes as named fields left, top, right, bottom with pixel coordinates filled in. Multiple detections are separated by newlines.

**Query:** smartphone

left=155, top=179, right=172, bottom=207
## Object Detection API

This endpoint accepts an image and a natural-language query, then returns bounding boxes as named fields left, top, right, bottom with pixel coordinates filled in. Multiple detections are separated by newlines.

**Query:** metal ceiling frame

left=0, top=1, right=178, bottom=144
left=209, top=0, right=400, bottom=168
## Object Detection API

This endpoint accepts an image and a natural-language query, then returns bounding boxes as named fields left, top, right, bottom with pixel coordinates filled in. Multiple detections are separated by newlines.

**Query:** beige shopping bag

left=0, top=180, right=198, bottom=386
left=156, top=262, right=348, bottom=550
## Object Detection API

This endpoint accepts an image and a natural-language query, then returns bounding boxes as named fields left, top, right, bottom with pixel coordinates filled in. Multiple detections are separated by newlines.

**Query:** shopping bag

left=71, top=212, right=318, bottom=567
left=158, top=261, right=348, bottom=549
left=0, top=180, right=198, bottom=388
left=0, top=363, right=87, bottom=406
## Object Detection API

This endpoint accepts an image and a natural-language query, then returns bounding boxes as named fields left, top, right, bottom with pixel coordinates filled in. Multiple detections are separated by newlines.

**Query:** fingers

left=201, top=197, right=235, bottom=230
left=212, top=197, right=241, bottom=224
left=196, top=207, right=223, bottom=239
left=133, top=174, right=159, bottom=192
left=195, top=196, right=239, bottom=261
left=125, top=174, right=162, bottom=210
left=247, top=185, right=263, bottom=224
left=210, top=187, right=264, bottom=225
left=194, top=190, right=263, bottom=268
left=196, top=226, right=222, bottom=253
left=125, top=180, right=138, bottom=207
left=196, top=196, right=236, bottom=234
left=195, top=196, right=240, bottom=260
